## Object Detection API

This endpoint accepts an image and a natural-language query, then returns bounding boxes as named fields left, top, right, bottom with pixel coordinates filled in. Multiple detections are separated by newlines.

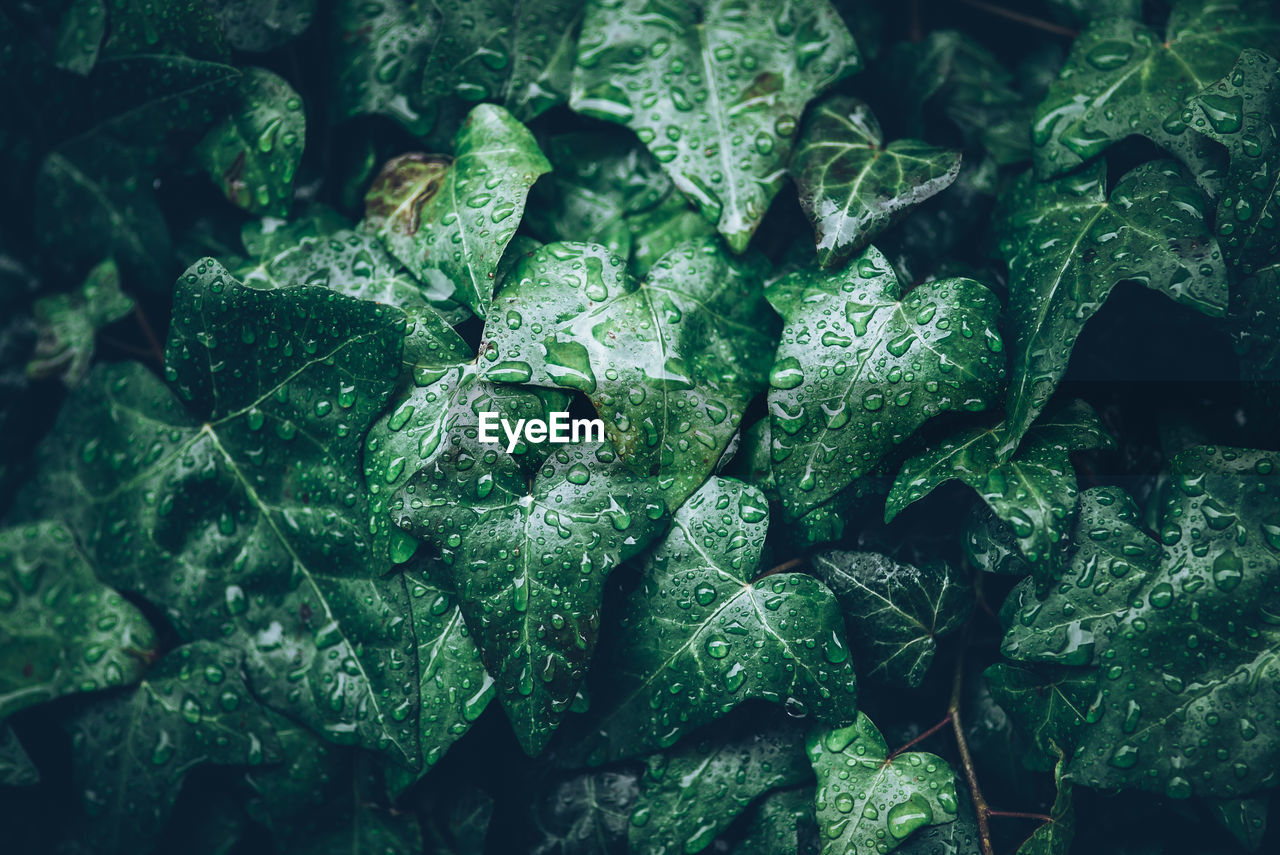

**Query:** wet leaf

left=0, top=519, right=156, bottom=718
left=529, top=768, right=638, bottom=855
left=1031, top=0, right=1280, bottom=186
left=331, top=0, right=437, bottom=135
left=422, top=0, right=583, bottom=123
left=995, top=160, right=1227, bottom=453
left=807, top=712, right=960, bottom=855
left=766, top=244, right=1005, bottom=519
left=365, top=104, right=550, bottom=318
left=19, top=261, right=423, bottom=764
left=576, top=477, right=858, bottom=763
left=1208, top=793, right=1269, bottom=852
left=207, top=0, right=316, bottom=52
left=791, top=96, right=961, bottom=269
left=888, top=400, right=1114, bottom=575
left=391, top=437, right=668, bottom=755
left=54, top=0, right=106, bottom=75
left=481, top=239, right=778, bottom=504
left=26, top=258, right=134, bottom=387
left=629, top=715, right=811, bottom=855
left=985, top=663, right=1095, bottom=771
left=65, top=641, right=282, bottom=855
left=810, top=550, right=970, bottom=688
left=570, top=0, right=860, bottom=251
left=734, top=787, right=819, bottom=855
left=1016, top=757, right=1075, bottom=855
left=195, top=67, right=306, bottom=217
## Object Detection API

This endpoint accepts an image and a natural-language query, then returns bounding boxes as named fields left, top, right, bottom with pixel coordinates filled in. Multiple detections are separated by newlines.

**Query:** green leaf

left=964, top=503, right=1037, bottom=576
left=995, top=159, right=1227, bottom=452
left=1031, top=0, right=1280, bottom=185
left=421, top=0, right=583, bottom=122
left=235, top=224, right=472, bottom=369
left=391, top=437, right=669, bottom=755
left=421, top=785, right=493, bottom=855
left=529, top=768, right=638, bottom=855
left=26, top=257, right=134, bottom=387
left=65, top=641, right=283, bottom=855
left=99, top=0, right=229, bottom=60
left=0, top=519, right=157, bottom=719
left=999, top=487, right=1161, bottom=663
left=887, top=400, right=1114, bottom=573
left=480, top=239, right=778, bottom=503
left=765, top=245, right=1005, bottom=518
left=885, top=30, right=1033, bottom=164
left=1067, top=446, right=1280, bottom=798
left=524, top=130, right=700, bottom=270
left=20, top=262, right=423, bottom=764
left=897, top=790, right=981, bottom=855
left=1016, top=757, right=1075, bottom=855
left=1184, top=50, right=1280, bottom=396
left=629, top=716, right=811, bottom=855
left=206, top=0, right=316, bottom=52
left=0, top=724, right=38, bottom=786
left=331, top=0, right=437, bottom=136
left=195, top=67, right=306, bottom=217
left=364, top=104, right=550, bottom=318
left=734, top=788, right=818, bottom=855
left=791, top=96, right=961, bottom=269
left=576, top=477, right=858, bottom=763
left=54, top=0, right=106, bottom=75
left=1208, top=793, right=1269, bottom=852
left=807, top=712, right=960, bottom=855
left=810, top=550, right=970, bottom=688
left=570, top=0, right=860, bottom=251
left=983, top=663, right=1093, bottom=771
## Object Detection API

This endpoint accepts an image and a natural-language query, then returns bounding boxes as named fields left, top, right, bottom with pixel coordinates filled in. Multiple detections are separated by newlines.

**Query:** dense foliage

left=1, top=1, right=1279, bottom=853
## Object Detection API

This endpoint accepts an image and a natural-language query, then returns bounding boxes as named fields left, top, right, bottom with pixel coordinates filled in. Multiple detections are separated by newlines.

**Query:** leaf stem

left=949, top=653, right=996, bottom=855
left=955, top=0, right=1079, bottom=38
left=988, top=810, right=1054, bottom=822
left=888, top=713, right=953, bottom=759
left=754, top=556, right=805, bottom=580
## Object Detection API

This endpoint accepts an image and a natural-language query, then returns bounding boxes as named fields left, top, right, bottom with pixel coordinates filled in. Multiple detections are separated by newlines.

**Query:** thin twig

left=956, top=0, right=1079, bottom=38
left=755, top=556, right=805, bottom=581
left=133, top=304, right=165, bottom=366
left=889, top=713, right=953, bottom=759
left=949, top=641, right=995, bottom=855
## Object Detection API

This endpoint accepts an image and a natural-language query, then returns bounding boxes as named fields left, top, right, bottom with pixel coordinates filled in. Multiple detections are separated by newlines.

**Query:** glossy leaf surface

left=570, top=0, right=860, bottom=251
left=792, top=96, right=960, bottom=268
left=766, top=245, right=1005, bottom=518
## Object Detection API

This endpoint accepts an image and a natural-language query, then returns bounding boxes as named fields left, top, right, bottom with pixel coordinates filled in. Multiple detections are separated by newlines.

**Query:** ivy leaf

left=206, top=0, right=316, bottom=53
left=984, top=663, right=1093, bottom=771
left=481, top=239, right=778, bottom=503
left=1067, top=446, right=1280, bottom=798
left=524, top=131, right=707, bottom=270
left=1, top=519, right=157, bottom=718
left=570, top=0, right=860, bottom=251
left=766, top=245, right=1005, bottom=519
left=65, top=641, right=283, bottom=855
left=98, top=0, right=228, bottom=60
left=1208, top=793, right=1269, bottom=852
left=576, top=477, right=858, bottom=763
left=809, top=550, right=970, bottom=688
left=195, top=67, right=306, bottom=217
left=20, top=262, right=423, bottom=764
left=897, top=790, right=982, bottom=855
left=26, top=257, right=134, bottom=387
left=884, top=31, right=1032, bottom=164
left=791, top=96, right=961, bottom=269
left=421, top=0, right=583, bottom=123
left=1016, top=758, right=1075, bottom=855
left=54, top=0, right=106, bottom=75
left=1031, top=0, right=1280, bottom=185
left=529, top=768, right=638, bottom=855
left=807, top=712, right=960, bottom=855
left=734, top=788, right=818, bottom=855
left=391, top=439, right=668, bottom=755
left=1185, top=50, right=1280, bottom=397
left=331, top=0, right=437, bottom=136
left=0, top=725, right=37, bottom=786
left=364, top=104, right=550, bottom=318
left=995, top=159, right=1227, bottom=453
left=887, top=400, right=1114, bottom=574
left=629, top=715, right=812, bottom=855
left=999, top=487, right=1161, bottom=664
left=964, top=503, right=1037, bottom=576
